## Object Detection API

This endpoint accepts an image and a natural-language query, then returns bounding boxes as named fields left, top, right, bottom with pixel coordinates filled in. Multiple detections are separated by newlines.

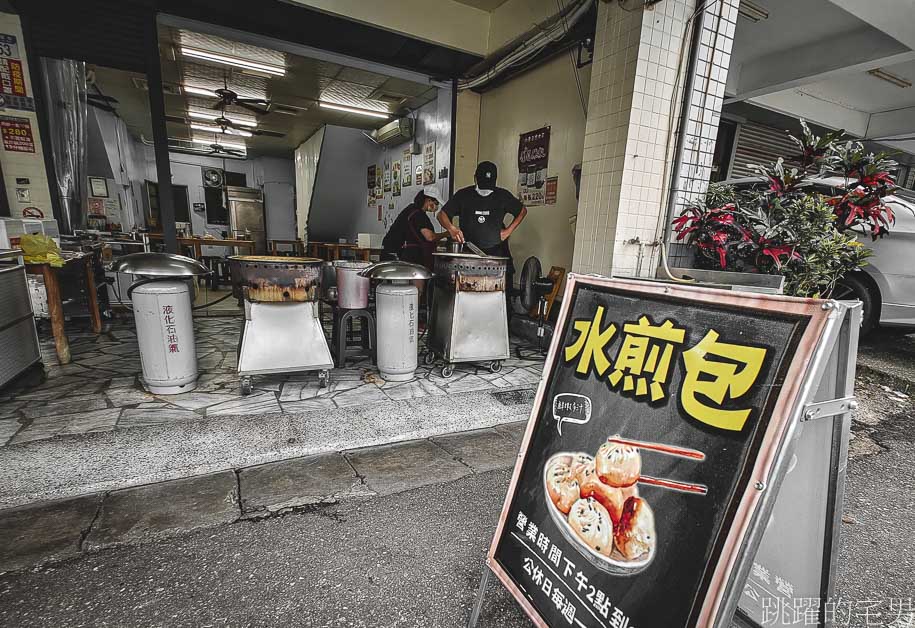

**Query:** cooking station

left=425, top=252, right=511, bottom=378
left=230, top=255, right=333, bottom=394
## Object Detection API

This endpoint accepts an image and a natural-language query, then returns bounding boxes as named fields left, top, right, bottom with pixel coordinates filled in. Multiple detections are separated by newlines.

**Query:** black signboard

left=488, top=275, right=829, bottom=628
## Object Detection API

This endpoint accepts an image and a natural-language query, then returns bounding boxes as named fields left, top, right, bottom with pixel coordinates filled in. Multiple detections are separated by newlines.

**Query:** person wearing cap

left=438, top=160, right=527, bottom=299
left=381, top=186, right=449, bottom=270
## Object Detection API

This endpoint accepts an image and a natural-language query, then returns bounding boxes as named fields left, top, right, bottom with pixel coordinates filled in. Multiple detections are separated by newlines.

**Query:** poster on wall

left=517, top=126, right=550, bottom=206
left=422, top=141, right=436, bottom=185
left=0, top=34, right=26, bottom=100
left=392, top=160, right=402, bottom=196
left=545, top=176, right=558, bottom=205
left=488, top=275, right=830, bottom=628
left=367, top=165, right=376, bottom=190
left=402, top=148, right=412, bottom=186
left=0, top=115, right=35, bottom=152
left=415, top=164, right=424, bottom=187
left=383, top=159, right=392, bottom=192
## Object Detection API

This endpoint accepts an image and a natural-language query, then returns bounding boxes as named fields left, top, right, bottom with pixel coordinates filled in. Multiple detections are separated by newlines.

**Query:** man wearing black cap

left=438, top=160, right=527, bottom=303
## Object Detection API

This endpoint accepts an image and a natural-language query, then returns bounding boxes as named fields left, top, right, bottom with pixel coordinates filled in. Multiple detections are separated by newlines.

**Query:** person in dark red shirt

left=381, top=187, right=449, bottom=270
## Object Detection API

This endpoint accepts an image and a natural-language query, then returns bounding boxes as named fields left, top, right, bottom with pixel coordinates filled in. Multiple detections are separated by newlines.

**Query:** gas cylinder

left=376, top=281, right=419, bottom=381
left=131, top=280, right=198, bottom=394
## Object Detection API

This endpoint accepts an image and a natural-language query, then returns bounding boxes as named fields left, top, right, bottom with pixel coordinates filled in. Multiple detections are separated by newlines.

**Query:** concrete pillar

left=571, top=0, right=739, bottom=277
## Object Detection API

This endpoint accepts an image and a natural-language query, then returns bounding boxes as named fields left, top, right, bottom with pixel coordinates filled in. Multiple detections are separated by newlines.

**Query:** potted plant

left=673, top=121, right=896, bottom=299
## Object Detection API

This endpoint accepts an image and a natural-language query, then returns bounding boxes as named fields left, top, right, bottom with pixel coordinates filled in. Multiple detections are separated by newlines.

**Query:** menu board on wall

left=518, top=126, right=550, bottom=206
left=392, top=160, right=401, bottom=196
left=422, top=141, right=436, bottom=185
left=0, top=115, right=35, bottom=152
left=402, top=148, right=412, bottom=186
left=488, top=275, right=829, bottom=628
left=383, top=159, right=392, bottom=192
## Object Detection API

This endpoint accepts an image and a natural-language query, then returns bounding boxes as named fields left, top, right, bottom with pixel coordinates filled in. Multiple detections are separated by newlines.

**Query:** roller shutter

left=729, top=121, right=802, bottom=178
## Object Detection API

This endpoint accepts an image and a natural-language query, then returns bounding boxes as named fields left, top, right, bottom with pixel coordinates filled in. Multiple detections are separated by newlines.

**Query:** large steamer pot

left=229, top=255, right=323, bottom=302
left=433, top=252, right=509, bottom=293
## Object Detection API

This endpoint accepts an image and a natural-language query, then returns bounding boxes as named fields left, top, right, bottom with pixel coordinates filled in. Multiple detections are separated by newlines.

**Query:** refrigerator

left=227, top=186, right=267, bottom=255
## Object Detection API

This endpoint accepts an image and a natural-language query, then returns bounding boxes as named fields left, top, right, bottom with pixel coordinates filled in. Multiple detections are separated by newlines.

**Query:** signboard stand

left=473, top=274, right=860, bottom=628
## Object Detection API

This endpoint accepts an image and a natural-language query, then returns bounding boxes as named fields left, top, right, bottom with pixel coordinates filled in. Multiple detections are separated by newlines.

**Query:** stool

left=200, top=256, right=231, bottom=290
left=331, top=306, right=376, bottom=367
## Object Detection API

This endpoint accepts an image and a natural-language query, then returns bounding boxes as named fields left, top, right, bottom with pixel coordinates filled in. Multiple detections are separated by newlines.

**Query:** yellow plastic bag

left=20, top=234, right=65, bottom=267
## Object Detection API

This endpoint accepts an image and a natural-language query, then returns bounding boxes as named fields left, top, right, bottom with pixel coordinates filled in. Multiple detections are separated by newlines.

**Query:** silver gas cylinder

left=111, top=253, right=210, bottom=395
left=360, top=261, right=433, bottom=382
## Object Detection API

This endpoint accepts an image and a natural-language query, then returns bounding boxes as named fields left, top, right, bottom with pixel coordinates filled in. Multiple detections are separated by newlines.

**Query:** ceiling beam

left=727, top=27, right=915, bottom=102
left=750, top=89, right=871, bottom=136
left=866, top=105, right=915, bottom=139
left=826, top=0, right=915, bottom=50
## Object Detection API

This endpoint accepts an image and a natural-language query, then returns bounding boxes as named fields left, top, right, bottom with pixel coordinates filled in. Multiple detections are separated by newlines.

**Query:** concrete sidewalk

left=0, top=387, right=536, bottom=509
left=0, top=422, right=525, bottom=575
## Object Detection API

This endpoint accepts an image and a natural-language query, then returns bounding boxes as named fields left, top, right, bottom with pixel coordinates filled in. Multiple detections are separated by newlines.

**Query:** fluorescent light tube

left=187, top=111, right=257, bottom=128
left=183, top=85, right=216, bottom=97
left=738, top=0, right=769, bottom=21
left=867, top=68, right=912, bottom=89
left=319, top=101, right=390, bottom=119
left=190, top=123, right=253, bottom=137
left=181, top=47, right=285, bottom=76
left=191, top=137, right=247, bottom=151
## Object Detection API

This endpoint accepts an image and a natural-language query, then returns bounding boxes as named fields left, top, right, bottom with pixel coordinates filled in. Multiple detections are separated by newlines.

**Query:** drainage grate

left=490, top=389, right=537, bottom=406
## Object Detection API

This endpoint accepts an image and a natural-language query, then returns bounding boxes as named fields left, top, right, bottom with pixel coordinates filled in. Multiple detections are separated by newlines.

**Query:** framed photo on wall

left=89, top=177, right=109, bottom=198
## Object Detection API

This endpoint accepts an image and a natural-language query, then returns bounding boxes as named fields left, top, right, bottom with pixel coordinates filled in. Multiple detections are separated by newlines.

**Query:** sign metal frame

left=481, top=273, right=848, bottom=628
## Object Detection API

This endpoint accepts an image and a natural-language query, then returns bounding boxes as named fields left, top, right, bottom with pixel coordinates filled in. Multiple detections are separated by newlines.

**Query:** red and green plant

left=672, top=121, right=897, bottom=297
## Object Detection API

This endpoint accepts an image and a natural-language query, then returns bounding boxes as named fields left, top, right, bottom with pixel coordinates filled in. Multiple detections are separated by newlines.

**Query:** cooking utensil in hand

left=465, top=241, right=488, bottom=257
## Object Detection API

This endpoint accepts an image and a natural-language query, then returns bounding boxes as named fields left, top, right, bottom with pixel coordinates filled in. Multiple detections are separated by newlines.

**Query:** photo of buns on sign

left=544, top=435, right=707, bottom=575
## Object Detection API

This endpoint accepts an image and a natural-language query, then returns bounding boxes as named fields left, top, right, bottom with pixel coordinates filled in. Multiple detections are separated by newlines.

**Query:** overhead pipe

left=458, top=0, right=594, bottom=91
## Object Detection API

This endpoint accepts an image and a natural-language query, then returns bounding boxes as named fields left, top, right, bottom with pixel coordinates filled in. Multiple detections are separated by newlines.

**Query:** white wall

left=477, top=51, right=591, bottom=277
left=307, top=89, right=452, bottom=242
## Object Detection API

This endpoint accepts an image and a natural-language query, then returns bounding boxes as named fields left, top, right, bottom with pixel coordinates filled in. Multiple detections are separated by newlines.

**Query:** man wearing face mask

left=438, top=161, right=527, bottom=304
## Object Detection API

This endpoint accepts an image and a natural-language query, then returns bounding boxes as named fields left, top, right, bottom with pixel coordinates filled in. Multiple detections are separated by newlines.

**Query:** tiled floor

left=0, top=315, right=545, bottom=447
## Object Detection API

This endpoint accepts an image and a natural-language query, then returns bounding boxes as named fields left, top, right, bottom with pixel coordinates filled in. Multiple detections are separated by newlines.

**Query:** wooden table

left=25, top=252, right=102, bottom=365
left=146, top=235, right=256, bottom=259
left=307, top=242, right=382, bottom=262
left=268, top=239, right=305, bottom=256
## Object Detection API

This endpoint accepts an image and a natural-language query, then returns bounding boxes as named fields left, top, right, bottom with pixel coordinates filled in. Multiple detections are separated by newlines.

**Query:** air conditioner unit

left=202, top=167, right=225, bottom=188
left=372, top=118, right=413, bottom=147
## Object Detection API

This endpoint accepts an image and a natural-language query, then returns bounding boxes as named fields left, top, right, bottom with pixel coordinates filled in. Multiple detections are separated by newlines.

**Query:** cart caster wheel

left=489, top=360, right=503, bottom=374
left=318, top=370, right=330, bottom=388
left=240, top=377, right=252, bottom=396
left=441, top=364, right=454, bottom=378
left=423, top=351, right=436, bottom=366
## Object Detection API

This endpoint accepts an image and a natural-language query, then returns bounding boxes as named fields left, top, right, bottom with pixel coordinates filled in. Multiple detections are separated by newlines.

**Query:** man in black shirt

left=438, top=161, right=527, bottom=302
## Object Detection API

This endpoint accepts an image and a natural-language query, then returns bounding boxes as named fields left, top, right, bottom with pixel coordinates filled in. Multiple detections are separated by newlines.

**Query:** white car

left=727, top=176, right=915, bottom=334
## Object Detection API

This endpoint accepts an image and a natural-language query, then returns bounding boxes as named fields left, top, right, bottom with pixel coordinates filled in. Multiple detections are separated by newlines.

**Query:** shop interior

left=1, top=16, right=557, bottom=453
left=71, top=24, right=452, bottom=314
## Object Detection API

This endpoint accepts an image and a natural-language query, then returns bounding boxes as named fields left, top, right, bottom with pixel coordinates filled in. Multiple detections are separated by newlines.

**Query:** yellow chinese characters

left=680, top=330, right=767, bottom=431
left=608, top=316, right=686, bottom=402
left=564, top=305, right=617, bottom=376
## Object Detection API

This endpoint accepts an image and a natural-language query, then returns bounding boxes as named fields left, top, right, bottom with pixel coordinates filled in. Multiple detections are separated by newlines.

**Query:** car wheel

left=832, top=274, right=878, bottom=335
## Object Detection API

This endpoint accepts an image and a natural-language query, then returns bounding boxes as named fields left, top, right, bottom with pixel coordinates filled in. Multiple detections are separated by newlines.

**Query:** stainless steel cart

left=230, top=256, right=332, bottom=394
left=425, top=252, right=511, bottom=377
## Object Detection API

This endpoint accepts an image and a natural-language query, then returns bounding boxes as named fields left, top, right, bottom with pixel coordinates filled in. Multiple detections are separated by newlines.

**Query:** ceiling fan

left=165, top=113, right=285, bottom=138
left=207, top=76, right=271, bottom=116
left=200, top=141, right=246, bottom=158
